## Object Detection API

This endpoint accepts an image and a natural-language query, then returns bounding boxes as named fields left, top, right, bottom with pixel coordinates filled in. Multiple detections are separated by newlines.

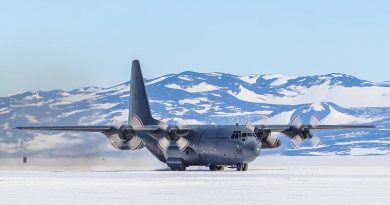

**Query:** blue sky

left=0, top=0, right=389, bottom=96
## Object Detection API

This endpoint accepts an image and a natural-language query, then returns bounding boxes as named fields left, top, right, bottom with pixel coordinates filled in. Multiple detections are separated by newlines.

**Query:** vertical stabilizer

left=129, top=60, right=157, bottom=127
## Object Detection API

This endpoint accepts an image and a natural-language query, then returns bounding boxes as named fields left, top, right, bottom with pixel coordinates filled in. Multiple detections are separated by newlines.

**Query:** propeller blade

left=309, top=115, right=321, bottom=128
left=291, top=115, right=303, bottom=129
left=245, top=114, right=271, bottom=131
left=157, top=137, right=170, bottom=151
left=175, top=117, right=193, bottom=137
left=245, top=122, right=255, bottom=131
left=310, top=136, right=321, bottom=147
left=308, top=115, right=321, bottom=147
left=176, top=137, right=190, bottom=151
left=176, top=117, right=188, bottom=127
left=110, top=113, right=127, bottom=129
left=157, top=119, right=170, bottom=131
left=291, top=135, right=303, bottom=149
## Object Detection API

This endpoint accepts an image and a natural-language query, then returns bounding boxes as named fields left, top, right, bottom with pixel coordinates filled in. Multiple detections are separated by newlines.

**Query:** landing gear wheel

left=216, top=166, right=224, bottom=171
left=236, top=163, right=248, bottom=171
left=209, top=165, right=218, bottom=171
left=170, top=166, right=186, bottom=171
left=242, top=163, right=248, bottom=171
left=209, top=165, right=225, bottom=171
left=169, top=162, right=187, bottom=171
left=236, top=163, right=243, bottom=171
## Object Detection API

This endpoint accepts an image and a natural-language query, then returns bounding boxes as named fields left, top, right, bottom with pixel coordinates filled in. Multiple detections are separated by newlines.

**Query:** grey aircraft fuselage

left=140, top=125, right=260, bottom=167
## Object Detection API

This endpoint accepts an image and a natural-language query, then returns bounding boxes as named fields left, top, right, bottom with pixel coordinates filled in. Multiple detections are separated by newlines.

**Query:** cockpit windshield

left=230, top=131, right=255, bottom=139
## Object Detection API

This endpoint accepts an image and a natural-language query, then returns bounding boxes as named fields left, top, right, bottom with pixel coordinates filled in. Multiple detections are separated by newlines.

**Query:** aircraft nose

left=246, top=141, right=261, bottom=157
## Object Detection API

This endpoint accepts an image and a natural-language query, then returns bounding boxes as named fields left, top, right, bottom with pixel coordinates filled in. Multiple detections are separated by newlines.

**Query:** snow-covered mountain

left=0, top=71, right=389, bottom=157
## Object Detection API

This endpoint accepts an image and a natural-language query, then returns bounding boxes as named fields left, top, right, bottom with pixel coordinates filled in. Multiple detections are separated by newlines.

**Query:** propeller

left=245, top=114, right=268, bottom=133
left=107, top=113, right=143, bottom=150
left=110, top=112, right=128, bottom=136
left=156, top=118, right=192, bottom=151
left=245, top=114, right=280, bottom=148
left=289, top=114, right=321, bottom=149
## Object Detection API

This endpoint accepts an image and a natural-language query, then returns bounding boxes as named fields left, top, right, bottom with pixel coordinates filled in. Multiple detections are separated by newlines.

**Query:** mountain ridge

left=0, top=71, right=389, bottom=157
left=2, top=71, right=389, bottom=99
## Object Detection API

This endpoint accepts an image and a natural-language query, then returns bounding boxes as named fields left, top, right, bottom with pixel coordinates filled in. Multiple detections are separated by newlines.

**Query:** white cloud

left=25, top=134, right=83, bottom=151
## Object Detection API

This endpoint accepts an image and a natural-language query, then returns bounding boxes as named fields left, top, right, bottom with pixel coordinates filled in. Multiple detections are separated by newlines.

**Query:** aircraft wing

left=304, top=125, right=375, bottom=130
left=15, top=126, right=112, bottom=132
left=14, top=126, right=160, bottom=133
left=257, top=124, right=375, bottom=132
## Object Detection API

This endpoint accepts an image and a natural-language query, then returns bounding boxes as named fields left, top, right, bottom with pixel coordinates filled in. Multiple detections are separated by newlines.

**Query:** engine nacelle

left=103, top=129, right=144, bottom=150
left=261, top=137, right=281, bottom=149
left=256, top=129, right=281, bottom=149
left=256, top=129, right=270, bottom=141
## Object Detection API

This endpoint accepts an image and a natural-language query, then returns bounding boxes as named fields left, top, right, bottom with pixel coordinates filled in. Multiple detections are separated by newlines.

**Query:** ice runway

left=1, top=156, right=390, bottom=205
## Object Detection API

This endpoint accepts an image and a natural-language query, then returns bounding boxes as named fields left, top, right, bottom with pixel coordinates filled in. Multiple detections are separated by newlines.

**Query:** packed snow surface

left=0, top=156, right=389, bottom=205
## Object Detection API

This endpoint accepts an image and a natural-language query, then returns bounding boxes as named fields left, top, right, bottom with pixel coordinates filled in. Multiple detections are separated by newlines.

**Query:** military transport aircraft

left=16, top=60, right=375, bottom=171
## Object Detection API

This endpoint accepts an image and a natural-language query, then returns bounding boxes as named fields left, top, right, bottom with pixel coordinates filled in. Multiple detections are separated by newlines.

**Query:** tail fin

left=129, top=60, right=157, bottom=127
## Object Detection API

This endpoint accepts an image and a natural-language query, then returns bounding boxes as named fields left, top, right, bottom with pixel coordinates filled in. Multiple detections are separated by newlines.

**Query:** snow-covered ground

left=0, top=156, right=389, bottom=205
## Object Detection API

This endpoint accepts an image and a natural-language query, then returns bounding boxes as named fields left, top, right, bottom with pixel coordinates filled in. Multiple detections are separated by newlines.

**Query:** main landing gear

left=167, top=158, right=187, bottom=171
left=170, top=164, right=187, bottom=171
left=209, top=165, right=225, bottom=171
left=236, top=163, right=248, bottom=171
left=168, top=162, right=247, bottom=171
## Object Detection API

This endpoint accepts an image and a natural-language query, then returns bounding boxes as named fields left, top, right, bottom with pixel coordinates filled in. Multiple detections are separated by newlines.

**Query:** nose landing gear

left=236, top=163, right=248, bottom=171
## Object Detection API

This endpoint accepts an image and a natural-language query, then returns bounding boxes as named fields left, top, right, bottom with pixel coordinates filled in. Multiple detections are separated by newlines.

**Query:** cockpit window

left=231, top=131, right=242, bottom=139
left=230, top=132, right=256, bottom=140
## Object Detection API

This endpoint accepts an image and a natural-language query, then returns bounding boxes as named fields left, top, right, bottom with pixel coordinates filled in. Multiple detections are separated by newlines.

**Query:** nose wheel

left=236, top=163, right=248, bottom=171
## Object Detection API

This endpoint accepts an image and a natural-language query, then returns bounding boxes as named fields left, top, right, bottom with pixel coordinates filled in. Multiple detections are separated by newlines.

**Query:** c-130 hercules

left=16, top=60, right=375, bottom=171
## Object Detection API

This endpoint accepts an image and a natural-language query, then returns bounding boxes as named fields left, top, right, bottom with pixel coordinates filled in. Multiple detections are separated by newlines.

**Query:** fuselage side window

left=231, top=131, right=236, bottom=139
left=231, top=131, right=237, bottom=139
